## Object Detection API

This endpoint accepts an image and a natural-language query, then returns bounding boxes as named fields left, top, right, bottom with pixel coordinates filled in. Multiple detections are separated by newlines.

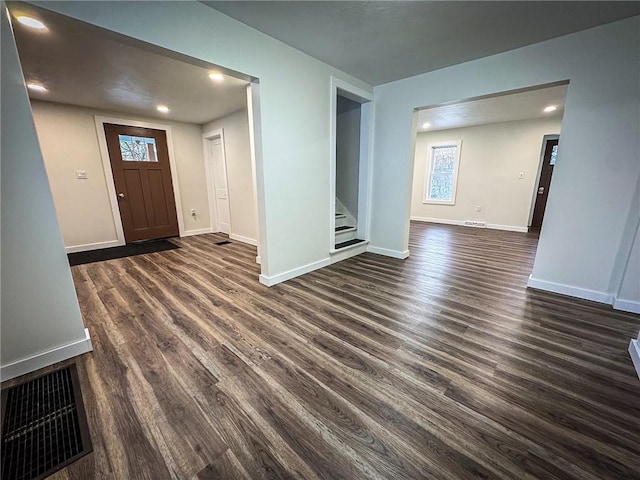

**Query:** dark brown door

left=104, top=124, right=179, bottom=243
left=530, top=138, right=559, bottom=230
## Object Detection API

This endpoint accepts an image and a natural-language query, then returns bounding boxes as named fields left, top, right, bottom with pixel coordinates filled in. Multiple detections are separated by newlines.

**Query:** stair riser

left=335, top=230, right=357, bottom=242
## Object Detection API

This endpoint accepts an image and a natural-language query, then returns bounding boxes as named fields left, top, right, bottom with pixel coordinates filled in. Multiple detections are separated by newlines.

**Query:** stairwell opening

left=329, top=78, right=373, bottom=258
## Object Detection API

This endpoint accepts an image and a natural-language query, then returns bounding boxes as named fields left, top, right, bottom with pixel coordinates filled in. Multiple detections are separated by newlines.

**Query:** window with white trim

left=423, top=141, right=462, bottom=205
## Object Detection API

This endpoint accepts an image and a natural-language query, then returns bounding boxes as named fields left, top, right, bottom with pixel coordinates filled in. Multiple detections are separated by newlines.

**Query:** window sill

left=422, top=200, right=456, bottom=206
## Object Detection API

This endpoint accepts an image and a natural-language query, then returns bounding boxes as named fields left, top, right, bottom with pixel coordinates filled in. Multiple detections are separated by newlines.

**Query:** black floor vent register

left=1, top=365, right=92, bottom=480
left=215, top=240, right=232, bottom=246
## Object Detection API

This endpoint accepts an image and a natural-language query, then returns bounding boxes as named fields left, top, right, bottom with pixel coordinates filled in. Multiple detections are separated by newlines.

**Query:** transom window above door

left=118, top=135, right=158, bottom=162
left=424, top=140, right=462, bottom=205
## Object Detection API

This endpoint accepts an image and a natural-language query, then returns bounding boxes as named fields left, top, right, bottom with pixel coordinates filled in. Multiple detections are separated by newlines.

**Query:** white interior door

left=210, top=137, right=231, bottom=234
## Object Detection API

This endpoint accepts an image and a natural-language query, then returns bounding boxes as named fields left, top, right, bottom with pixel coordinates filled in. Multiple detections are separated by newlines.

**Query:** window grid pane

left=118, top=135, right=158, bottom=162
left=429, top=146, right=457, bottom=201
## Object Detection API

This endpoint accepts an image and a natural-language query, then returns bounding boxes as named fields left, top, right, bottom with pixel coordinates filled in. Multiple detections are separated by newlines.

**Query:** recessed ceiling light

left=27, top=82, right=47, bottom=92
left=156, top=105, right=170, bottom=113
left=422, top=122, right=431, bottom=129
left=208, top=72, right=224, bottom=82
left=16, top=16, right=47, bottom=30
left=544, top=105, right=558, bottom=113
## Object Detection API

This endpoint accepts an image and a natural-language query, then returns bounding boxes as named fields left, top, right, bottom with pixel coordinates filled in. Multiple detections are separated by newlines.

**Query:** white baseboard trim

left=527, top=276, right=614, bottom=304
left=410, top=216, right=528, bottom=233
left=613, top=297, right=640, bottom=314
left=487, top=223, right=529, bottom=233
left=182, top=227, right=214, bottom=237
left=331, top=242, right=369, bottom=264
left=256, top=256, right=261, bottom=264
left=65, top=240, right=123, bottom=253
left=230, top=234, right=258, bottom=246
left=629, top=339, right=640, bottom=380
left=367, top=246, right=410, bottom=259
left=411, top=216, right=462, bottom=226
left=259, top=257, right=330, bottom=287
left=1, top=328, right=93, bottom=381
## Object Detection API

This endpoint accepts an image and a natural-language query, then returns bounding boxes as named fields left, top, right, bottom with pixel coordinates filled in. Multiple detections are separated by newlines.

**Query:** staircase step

left=335, top=213, right=347, bottom=219
left=335, top=238, right=366, bottom=250
left=335, top=225, right=355, bottom=232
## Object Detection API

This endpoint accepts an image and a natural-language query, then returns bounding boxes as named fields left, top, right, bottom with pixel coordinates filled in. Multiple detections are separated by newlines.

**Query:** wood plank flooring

left=5, top=221, right=640, bottom=479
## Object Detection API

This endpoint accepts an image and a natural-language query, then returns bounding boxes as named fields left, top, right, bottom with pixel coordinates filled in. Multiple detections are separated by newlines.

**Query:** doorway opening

left=11, top=2, right=264, bottom=265
left=409, top=81, right=569, bottom=268
left=329, top=78, right=373, bottom=258
left=529, top=136, right=559, bottom=232
left=203, top=129, right=231, bottom=235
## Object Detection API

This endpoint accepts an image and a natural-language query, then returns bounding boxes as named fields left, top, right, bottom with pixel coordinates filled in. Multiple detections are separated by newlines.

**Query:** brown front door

left=530, top=138, right=559, bottom=230
left=104, top=124, right=179, bottom=243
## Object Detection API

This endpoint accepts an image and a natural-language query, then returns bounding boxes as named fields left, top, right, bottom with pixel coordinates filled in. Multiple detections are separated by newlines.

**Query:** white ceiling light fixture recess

left=422, top=122, right=431, bottom=129
left=16, top=16, right=47, bottom=30
left=543, top=105, right=558, bottom=113
left=208, top=72, right=224, bottom=82
left=156, top=105, right=170, bottom=113
left=26, top=82, right=47, bottom=92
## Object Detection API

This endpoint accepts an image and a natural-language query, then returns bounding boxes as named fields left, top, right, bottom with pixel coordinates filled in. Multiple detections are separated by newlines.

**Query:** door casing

left=329, top=76, right=374, bottom=252
left=95, top=116, right=185, bottom=247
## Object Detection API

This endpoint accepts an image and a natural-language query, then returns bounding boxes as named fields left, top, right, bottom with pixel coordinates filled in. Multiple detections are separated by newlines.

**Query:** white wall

left=34, top=1, right=373, bottom=284
left=371, top=16, right=640, bottom=306
left=202, top=108, right=257, bottom=243
left=31, top=101, right=212, bottom=250
left=1, top=11, right=91, bottom=380
left=336, top=96, right=361, bottom=219
left=411, top=117, right=562, bottom=231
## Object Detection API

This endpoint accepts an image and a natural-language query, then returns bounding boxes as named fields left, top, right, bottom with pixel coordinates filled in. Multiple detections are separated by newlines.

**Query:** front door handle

left=538, top=187, right=545, bottom=195
left=118, top=193, right=125, bottom=198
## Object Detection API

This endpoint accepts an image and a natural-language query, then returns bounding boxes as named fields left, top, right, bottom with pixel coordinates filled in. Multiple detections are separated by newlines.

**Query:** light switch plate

left=75, top=170, right=88, bottom=179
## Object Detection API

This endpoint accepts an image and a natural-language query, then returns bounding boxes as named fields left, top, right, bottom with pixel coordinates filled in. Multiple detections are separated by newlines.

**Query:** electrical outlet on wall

left=75, top=170, right=88, bottom=179
left=190, top=209, right=196, bottom=216
left=476, top=206, right=482, bottom=212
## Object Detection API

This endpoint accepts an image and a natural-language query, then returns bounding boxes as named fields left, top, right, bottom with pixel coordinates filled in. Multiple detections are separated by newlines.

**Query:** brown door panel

left=147, top=169, right=171, bottom=226
left=123, top=169, right=149, bottom=230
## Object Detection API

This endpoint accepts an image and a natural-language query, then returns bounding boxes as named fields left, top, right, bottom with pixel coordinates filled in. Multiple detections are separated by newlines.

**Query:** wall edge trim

left=229, top=233, right=258, bottom=246
left=259, top=258, right=331, bottom=286
left=1, top=328, right=93, bottom=382
left=628, top=339, right=640, bottom=380
left=410, top=216, right=528, bottom=232
left=613, top=297, right=640, bottom=315
left=367, top=246, right=410, bottom=259
left=527, top=276, right=614, bottom=304
left=486, top=223, right=529, bottom=233
left=65, top=240, right=124, bottom=253
left=182, top=228, right=215, bottom=237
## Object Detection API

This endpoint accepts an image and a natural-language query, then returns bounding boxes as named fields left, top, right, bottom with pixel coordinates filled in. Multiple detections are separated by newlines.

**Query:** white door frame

left=94, top=116, right=185, bottom=246
left=329, top=76, right=374, bottom=252
left=246, top=82, right=263, bottom=264
left=202, top=128, right=232, bottom=234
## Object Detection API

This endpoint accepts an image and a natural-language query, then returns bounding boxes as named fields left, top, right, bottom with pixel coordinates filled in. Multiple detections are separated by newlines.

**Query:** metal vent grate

left=1, top=365, right=92, bottom=480
left=214, top=241, right=232, bottom=246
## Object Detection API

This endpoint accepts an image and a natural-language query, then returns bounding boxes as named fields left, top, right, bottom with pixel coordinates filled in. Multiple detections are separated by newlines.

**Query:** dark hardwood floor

left=6, top=222, right=640, bottom=479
